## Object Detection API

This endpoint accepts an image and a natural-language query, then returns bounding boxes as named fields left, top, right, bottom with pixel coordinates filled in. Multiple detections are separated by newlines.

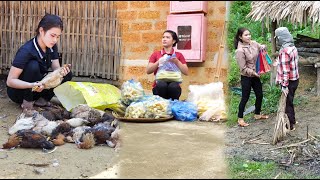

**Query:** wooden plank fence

left=0, top=1, right=121, bottom=81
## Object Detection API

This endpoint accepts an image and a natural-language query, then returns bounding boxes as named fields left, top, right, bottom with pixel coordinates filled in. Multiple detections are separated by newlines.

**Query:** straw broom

left=272, top=92, right=291, bottom=145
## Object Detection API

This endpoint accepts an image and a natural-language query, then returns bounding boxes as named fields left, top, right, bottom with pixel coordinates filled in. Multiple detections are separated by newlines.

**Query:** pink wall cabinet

left=170, top=1, right=208, bottom=14
left=167, top=13, right=207, bottom=62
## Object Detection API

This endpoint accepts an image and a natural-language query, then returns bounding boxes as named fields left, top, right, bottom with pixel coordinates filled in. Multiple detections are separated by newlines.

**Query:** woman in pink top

left=234, top=27, right=269, bottom=127
left=146, top=30, right=188, bottom=100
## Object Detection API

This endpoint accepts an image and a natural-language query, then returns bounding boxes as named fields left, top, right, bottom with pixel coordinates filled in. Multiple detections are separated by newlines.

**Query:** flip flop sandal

left=254, top=114, right=269, bottom=120
left=238, top=119, right=250, bottom=127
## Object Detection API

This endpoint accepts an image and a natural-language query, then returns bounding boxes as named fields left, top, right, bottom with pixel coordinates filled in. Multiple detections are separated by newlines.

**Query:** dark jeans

left=7, top=60, right=72, bottom=104
left=238, top=75, right=263, bottom=118
left=286, top=79, right=299, bottom=127
left=152, top=80, right=181, bottom=100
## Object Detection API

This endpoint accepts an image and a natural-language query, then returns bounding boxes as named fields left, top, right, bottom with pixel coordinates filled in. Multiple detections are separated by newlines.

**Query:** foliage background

left=226, top=1, right=319, bottom=126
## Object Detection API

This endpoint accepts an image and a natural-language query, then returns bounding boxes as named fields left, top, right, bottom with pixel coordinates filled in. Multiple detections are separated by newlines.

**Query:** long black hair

left=234, top=27, right=249, bottom=49
left=163, top=30, right=179, bottom=47
left=36, top=13, right=63, bottom=35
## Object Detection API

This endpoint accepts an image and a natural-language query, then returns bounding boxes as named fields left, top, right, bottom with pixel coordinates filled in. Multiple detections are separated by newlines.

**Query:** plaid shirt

left=276, top=46, right=299, bottom=87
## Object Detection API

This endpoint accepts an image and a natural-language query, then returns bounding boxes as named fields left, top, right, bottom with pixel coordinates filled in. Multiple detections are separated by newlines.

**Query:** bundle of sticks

left=272, top=93, right=291, bottom=145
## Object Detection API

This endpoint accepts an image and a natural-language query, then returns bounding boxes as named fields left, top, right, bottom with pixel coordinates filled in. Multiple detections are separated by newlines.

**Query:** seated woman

left=6, top=13, right=72, bottom=110
left=146, top=30, right=188, bottom=100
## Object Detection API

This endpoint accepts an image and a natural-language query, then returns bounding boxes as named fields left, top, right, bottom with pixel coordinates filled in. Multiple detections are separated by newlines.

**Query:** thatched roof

left=247, top=1, right=320, bottom=27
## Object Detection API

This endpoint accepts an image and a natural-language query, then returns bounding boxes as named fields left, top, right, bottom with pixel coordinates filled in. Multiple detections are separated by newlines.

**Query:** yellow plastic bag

left=53, top=81, right=121, bottom=111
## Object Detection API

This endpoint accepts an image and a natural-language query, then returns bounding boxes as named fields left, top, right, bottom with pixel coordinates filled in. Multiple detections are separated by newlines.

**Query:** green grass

left=227, top=157, right=295, bottom=179
left=228, top=156, right=320, bottom=179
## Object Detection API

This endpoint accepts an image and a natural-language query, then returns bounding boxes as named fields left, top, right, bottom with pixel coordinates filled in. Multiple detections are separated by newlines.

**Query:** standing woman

left=146, top=30, right=188, bottom=100
left=6, top=13, right=72, bottom=110
left=234, top=27, right=269, bottom=127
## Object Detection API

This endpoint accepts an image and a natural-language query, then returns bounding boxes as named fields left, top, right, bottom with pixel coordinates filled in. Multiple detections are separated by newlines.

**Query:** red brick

left=131, top=45, right=149, bottom=53
left=130, top=1, right=150, bottom=8
left=122, top=33, right=141, bottom=42
left=207, top=9, right=214, bottom=15
left=120, top=23, right=130, bottom=32
left=128, top=53, right=147, bottom=60
left=118, top=11, right=138, bottom=20
left=114, top=1, right=128, bottom=10
left=153, top=45, right=163, bottom=52
left=218, top=6, right=226, bottom=14
left=208, top=20, right=225, bottom=28
left=131, top=22, right=153, bottom=31
left=154, top=1, right=170, bottom=7
left=127, top=66, right=146, bottom=77
left=155, top=21, right=167, bottom=30
left=208, top=31, right=218, bottom=39
left=142, top=32, right=161, bottom=43
left=138, top=11, right=160, bottom=19
left=139, top=78, right=154, bottom=90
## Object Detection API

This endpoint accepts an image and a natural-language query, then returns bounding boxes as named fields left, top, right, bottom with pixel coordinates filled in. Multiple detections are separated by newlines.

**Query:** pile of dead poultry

left=2, top=104, right=120, bottom=152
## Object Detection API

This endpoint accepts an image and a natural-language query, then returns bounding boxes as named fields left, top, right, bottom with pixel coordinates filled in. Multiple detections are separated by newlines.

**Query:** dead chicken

left=66, top=118, right=90, bottom=128
left=3, top=129, right=55, bottom=150
left=32, top=64, right=71, bottom=91
left=107, top=125, right=121, bottom=148
left=71, top=104, right=91, bottom=118
left=51, top=122, right=73, bottom=139
left=90, top=123, right=116, bottom=146
left=52, top=133, right=66, bottom=146
left=8, top=117, right=35, bottom=135
left=71, top=104, right=104, bottom=121
left=36, top=105, right=71, bottom=121
left=2, top=134, right=20, bottom=149
left=69, top=126, right=92, bottom=143
left=76, top=132, right=96, bottom=149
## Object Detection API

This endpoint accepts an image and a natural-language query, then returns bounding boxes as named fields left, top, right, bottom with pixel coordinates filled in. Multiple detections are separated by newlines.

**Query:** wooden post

left=261, top=18, right=265, bottom=41
left=315, top=63, right=320, bottom=96
left=270, top=20, right=277, bottom=86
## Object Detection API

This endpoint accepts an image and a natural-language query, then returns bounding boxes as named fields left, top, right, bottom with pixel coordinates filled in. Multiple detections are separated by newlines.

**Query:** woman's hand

left=61, top=64, right=71, bottom=76
left=260, top=44, right=266, bottom=50
left=168, top=57, right=179, bottom=65
left=253, top=72, right=260, bottom=78
left=32, top=82, right=44, bottom=92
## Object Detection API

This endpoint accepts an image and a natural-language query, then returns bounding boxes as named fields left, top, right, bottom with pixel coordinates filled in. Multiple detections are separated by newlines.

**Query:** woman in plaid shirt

left=274, top=27, right=299, bottom=131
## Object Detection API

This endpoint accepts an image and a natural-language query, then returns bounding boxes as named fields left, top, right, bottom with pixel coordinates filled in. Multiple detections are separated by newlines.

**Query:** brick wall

left=115, top=1, right=229, bottom=100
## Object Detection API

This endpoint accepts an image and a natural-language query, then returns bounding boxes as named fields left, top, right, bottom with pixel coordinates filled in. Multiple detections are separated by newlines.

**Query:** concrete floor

left=91, top=120, right=228, bottom=179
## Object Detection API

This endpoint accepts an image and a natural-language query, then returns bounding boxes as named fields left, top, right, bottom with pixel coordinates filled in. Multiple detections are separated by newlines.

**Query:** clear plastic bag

left=143, top=96, right=172, bottom=119
left=125, top=101, right=146, bottom=118
left=155, top=54, right=182, bottom=82
left=120, top=79, right=145, bottom=106
left=187, top=82, right=227, bottom=121
left=171, top=100, right=198, bottom=122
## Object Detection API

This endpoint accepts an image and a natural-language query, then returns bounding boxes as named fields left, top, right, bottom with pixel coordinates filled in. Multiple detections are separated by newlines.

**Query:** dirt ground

left=225, top=65, right=320, bottom=178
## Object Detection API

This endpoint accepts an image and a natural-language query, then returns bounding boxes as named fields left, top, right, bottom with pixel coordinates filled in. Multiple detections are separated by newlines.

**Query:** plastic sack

left=125, top=101, right=146, bottom=118
left=143, top=97, right=172, bottom=119
left=155, top=54, right=182, bottom=82
left=186, top=82, right=227, bottom=121
left=198, top=99, right=227, bottom=121
left=54, top=81, right=121, bottom=111
left=171, top=100, right=198, bottom=121
left=120, top=79, right=145, bottom=106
